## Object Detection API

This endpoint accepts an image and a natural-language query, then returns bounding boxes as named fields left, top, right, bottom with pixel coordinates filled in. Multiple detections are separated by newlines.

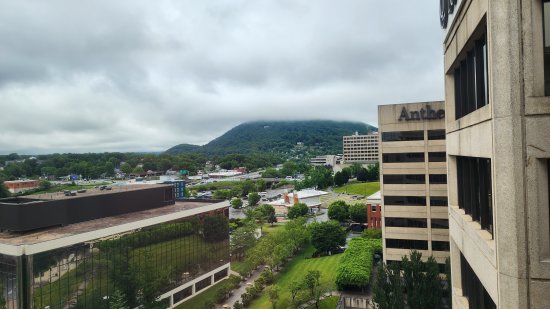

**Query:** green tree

left=349, top=203, right=367, bottom=224
left=334, top=171, right=345, bottom=186
left=350, top=163, right=362, bottom=177
left=231, top=198, right=243, bottom=209
left=262, top=168, right=281, bottom=178
left=328, top=200, right=349, bottom=222
left=39, top=180, right=52, bottom=191
left=267, top=212, right=277, bottom=226
left=372, top=262, right=404, bottom=309
left=341, top=167, right=351, bottom=183
left=445, top=257, right=452, bottom=304
left=233, top=300, right=244, bottom=309
left=256, top=179, right=267, bottom=191
left=248, top=192, right=261, bottom=206
left=356, top=167, right=368, bottom=181
left=120, top=162, right=132, bottom=175
left=289, top=280, right=303, bottom=308
left=132, top=165, right=145, bottom=174
left=287, top=202, right=309, bottom=219
left=0, top=181, right=10, bottom=198
left=230, top=221, right=257, bottom=260
left=241, top=179, right=256, bottom=196
left=366, top=162, right=380, bottom=181
left=362, top=228, right=382, bottom=239
left=309, top=220, right=346, bottom=254
left=267, top=285, right=280, bottom=309
left=109, top=289, right=128, bottom=309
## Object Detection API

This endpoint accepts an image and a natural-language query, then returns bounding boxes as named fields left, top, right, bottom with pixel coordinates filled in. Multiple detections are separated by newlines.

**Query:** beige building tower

left=378, top=101, right=449, bottom=268
left=442, top=0, right=550, bottom=308
left=343, top=132, right=379, bottom=163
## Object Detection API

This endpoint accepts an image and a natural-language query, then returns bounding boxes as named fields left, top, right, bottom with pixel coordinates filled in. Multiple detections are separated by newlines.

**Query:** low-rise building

left=0, top=184, right=230, bottom=308
left=4, top=180, right=40, bottom=193
left=269, top=189, right=328, bottom=215
left=310, top=155, right=342, bottom=167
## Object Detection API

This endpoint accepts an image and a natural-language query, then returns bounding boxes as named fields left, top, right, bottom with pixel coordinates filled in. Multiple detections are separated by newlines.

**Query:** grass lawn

left=248, top=246, right=343, bottom=309
left=306, top=296, right=340, bottom=309
left=333, top=181, right=380, bottom=197
left=174, top=278, right=229, bottom=309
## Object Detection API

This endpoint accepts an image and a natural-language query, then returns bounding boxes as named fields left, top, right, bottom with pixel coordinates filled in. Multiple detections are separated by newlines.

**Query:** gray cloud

left=0, top=0, right=444, bottom=154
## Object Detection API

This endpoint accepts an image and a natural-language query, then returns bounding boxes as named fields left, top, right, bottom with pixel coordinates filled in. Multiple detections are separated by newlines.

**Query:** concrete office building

left=378, top=101, right=449, bottom=267
left=0, top=185, right=230, bottom=309
left=342, top=132, right=379, bottom=163
left=441, top=0, right=550, bottom=307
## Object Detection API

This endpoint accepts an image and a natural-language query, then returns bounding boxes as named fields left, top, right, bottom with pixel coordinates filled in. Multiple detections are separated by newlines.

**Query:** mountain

left=165, top=120, right=377, bottom=156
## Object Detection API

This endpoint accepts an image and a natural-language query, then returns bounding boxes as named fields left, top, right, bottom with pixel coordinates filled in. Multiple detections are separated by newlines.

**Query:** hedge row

left=335, top=238, right=382, bottom=290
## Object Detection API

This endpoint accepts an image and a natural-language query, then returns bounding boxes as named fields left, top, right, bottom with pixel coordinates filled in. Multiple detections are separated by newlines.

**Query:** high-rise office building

left=378, top=101, right=449, bottom=267
left=343, top=132, right=379, bottom=163
left=442, top=0, right=550, bottom=307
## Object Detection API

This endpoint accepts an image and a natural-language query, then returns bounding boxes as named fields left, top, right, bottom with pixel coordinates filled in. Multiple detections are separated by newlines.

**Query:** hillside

left=165, top=120, right=376, bottom=156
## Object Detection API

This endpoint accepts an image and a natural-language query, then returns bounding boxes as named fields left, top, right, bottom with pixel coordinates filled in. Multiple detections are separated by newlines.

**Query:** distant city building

left=4, top=180, right=40, bottom=193
left=342, top=132, right=379, bottom=163
left=269, top=189, right=328, bottom=215
left=378, top=101, right=449, bottom=268
left=310, top=155, right=342, bottom=167
left=0, top=184, right=229, bottom=308
left=162, top=180, right=186, bottom=199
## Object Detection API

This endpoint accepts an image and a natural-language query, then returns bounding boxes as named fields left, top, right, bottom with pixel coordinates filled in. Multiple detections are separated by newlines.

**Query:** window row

left=381, top=130, right=446, bottom=142
left=382, top=152, right=446, bottom=163
left=384, top=218, right=449, bottom=229
left=382, top=174, right=447, bottom=184
left=384, top=196, right=448, bottom=207
left=456, top=156, right=493, bottom=236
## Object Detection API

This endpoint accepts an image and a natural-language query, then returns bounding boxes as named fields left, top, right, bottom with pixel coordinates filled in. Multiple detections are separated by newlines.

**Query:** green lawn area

left=248, top=246, right=343, bottom=309
left=174, top=278, right=229, bottom=309
left=306, top=296, right=340, bottom=309
left=333, top=181, right=380, bottom=196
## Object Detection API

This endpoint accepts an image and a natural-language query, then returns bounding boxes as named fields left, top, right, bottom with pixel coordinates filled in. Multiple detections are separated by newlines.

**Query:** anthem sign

left=398, top=105, right=445, bottom=121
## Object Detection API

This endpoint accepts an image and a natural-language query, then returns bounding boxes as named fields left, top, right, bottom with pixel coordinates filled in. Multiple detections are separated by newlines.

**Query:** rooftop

left=0, top=199, right=225, bottom=248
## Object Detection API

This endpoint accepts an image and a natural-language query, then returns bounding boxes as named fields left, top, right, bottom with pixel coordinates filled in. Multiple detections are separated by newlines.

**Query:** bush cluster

left=335, top=238, right=382, bottom=290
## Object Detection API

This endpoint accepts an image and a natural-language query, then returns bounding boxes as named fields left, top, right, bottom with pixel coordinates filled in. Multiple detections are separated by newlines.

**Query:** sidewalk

left=219, top=266, right=265, bottom=308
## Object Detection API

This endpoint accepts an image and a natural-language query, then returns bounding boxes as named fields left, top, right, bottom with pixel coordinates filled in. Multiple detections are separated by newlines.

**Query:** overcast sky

left=0, top=1, right=444, bottom=155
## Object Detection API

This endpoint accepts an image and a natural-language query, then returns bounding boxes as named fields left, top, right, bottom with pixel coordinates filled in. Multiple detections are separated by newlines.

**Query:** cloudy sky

left=0, top=1, right=444, bottom=154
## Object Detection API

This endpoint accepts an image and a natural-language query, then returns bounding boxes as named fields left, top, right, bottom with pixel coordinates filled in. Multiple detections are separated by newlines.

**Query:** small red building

left=4, top=180, right=40, bottom=193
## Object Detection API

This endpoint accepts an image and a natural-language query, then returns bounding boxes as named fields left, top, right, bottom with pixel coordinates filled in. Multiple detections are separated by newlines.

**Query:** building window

left=429, top=174, right=447, bottom=184
left=164, top=188, right=174, bottom=201
left=384, top=196, right=426, bottom=206
left=428, top=152, right=447, bottom=162
left=383, top=174, right=425, bottom=184
left=461, top=254, right=496, bottom=309
left=195, top=277, right=212, bottom=292
left=432, top=241, right=450, bottom=251
left=381, top=131, right=424, bottom=142
left=386, top=239, right=428, bottom=250
left=214, top=268, right=229, bottom=282
left=457, top=156, right=493, bottom=236
left=428, top=129, right=446, bottom=140
left=382, top=153, right=425, bottom=163
left=173, top=286, right=193, bottom=304
left=430, top=196, right=448, bottom=207
left=385, top=217, right=427, bottom=228
left=544, top=1, right=550, bottom=95
left=454, top=27, right=489, bottom=119
left=431, top=219, right=449, bottom=229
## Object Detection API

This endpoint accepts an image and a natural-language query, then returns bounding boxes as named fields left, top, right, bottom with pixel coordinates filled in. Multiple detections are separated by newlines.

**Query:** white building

left=269, top=189, right=328, bottom=215
left=310, top=155, right=342, bottom=167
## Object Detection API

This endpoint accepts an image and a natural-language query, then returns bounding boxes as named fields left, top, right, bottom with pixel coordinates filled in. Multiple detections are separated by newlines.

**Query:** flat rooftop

left=0, top=199, right=222, bottom=247
left=7, top=184, right=168, bottom=203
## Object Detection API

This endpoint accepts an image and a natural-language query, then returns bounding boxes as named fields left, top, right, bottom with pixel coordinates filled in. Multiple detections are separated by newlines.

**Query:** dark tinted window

left=386, top=239, right=428, bottom=250
left=428, top=129, right=446, bottom=140
left=429, top=174, right=447, bottom=184
left=428, top=152, right=446, bottom=162
left=431, top=219, right=449, bottom=229
left=214, top=268, right=228, bottom=282
left=382, top=131, right=424, bottom=142
left=430, top=196, right=448, bottom=207
left=173, top=286, right=193, bottom=303
left=432, top=241, right=450, bottom=251
left=454, top=30, right=489, bottom=119
left=457, top=156, right=493, bottom=236
left=383, top=174, right=425, bottom=184
left=384, top=196, right=426, bottom=206
left=195, top=277, right=212, bottom=292
left=461, top=254, right=497, bottom=309
left=385, top=217, right=427, bottom=228
left=383, top=153, right=425, bottom=163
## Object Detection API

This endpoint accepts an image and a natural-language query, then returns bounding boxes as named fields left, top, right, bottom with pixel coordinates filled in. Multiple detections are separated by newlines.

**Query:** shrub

left=328, top=200, right=349, bottom=222
left=362, top=228, right=382, bottom=240
left=233, top=300, right=244, bottom=309
left=261, top=270, right=274, bottom=285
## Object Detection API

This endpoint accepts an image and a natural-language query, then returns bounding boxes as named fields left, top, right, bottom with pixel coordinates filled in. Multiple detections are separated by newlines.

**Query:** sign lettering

left=398, top=105, right=445, bottom=121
